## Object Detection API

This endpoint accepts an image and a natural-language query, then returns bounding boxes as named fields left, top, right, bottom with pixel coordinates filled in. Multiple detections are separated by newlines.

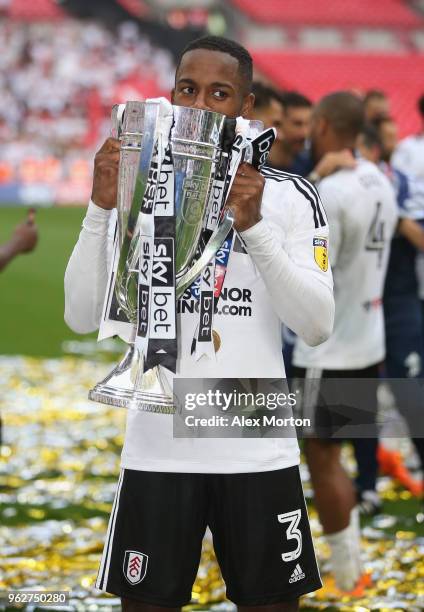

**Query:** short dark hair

left=418, top=94, right=424, bottom=118
left=316, top=91, right=364, bottom=140
left=280, top=91, right=312, bottom=111
left=252, top=81, right=283, bottom=109
left=360, top=123, right=382, bottom=150
left=176, top=35, right=253, bottom=93
left=364, top=89, right=387, bottom=104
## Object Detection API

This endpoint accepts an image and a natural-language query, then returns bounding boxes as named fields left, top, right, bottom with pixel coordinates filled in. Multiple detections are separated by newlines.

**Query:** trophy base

left=89, top=386, right=175, bottom=413
left=88, top=345, right=175, bottom=414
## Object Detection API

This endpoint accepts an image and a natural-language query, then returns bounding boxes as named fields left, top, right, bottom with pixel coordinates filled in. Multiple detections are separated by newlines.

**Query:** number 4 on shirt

left=365, top=201, right=386, bottom=267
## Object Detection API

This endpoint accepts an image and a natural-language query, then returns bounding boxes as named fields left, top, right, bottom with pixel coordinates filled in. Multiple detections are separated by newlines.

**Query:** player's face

left=251, top=98, right=285, bottom=142
left=364, top=97, right=389, bottom=121
left=282, top=106, right=311, bottom=153
left=380, top=121, right=398, bottom=162
left=172, top=49, right=254, bottom=118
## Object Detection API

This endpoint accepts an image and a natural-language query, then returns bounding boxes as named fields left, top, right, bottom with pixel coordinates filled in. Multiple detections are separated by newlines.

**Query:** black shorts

left=292, top=364, right=380, bottom=440
left=96, top=466, right=321, bottom=606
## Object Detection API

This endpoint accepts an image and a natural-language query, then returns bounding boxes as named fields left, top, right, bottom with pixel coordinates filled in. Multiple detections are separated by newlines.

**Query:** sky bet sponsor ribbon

left=136, top=100, right=177, bottom=372
left=144, top=145, right=177, bottom=372
left=192, top=122, right=275, bottom=359
left=98, top=101, right=158, bottom=344
left=192, top=124, right=244, bottom=360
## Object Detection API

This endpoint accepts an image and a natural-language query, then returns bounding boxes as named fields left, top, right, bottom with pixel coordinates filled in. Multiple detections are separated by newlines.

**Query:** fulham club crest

left=123, top=550, right=148, bottom=584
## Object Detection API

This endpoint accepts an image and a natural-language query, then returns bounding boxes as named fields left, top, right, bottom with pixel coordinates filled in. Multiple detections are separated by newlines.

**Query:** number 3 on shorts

left=278, top=509, right=302, bottom=562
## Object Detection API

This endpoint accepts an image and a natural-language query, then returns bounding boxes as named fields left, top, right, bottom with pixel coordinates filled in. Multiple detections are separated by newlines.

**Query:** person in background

left=363, top=89, right=390, bottom=122
left=351, top=124, right=424, bottom=513
left=257, top=90, right=356, bottom=376
left=250, top=87, right=355, bottom=378
left=373, top=117, right=424, bottom=493
left=272, top=91, right=313, bottom=173
left=255, top=88, right=357, bottom=181
left=392, top=94, right=424, bottom=180
left=292, top=92, right=398, bottom=593
left=0, top=209, right=38, bottom=272
left=377, top=116, right=424, bottom=302
left=0, top=208, right=38, bottom=446
left=249, top=81, right=285, bottom=168
left=392, top=95, right=424, bottom=341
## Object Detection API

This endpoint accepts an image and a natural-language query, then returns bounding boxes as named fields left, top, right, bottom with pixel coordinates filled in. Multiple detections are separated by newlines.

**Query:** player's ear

left=318, top=116, right=328, bottom=136
left=241, top=93, right=255, bottom=118
left=170, top=88, right=176, bottom=104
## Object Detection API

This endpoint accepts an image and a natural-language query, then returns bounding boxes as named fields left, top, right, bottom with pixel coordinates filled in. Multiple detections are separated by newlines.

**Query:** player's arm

left=0, top=210, right=38, bottom=272
left=64, top=139, right=119, bottom=333
left=398, top=218, right=424, bottom=251
left=229, top=172, right=334, bottom=347
left=307, top=149, right=356, bottom=184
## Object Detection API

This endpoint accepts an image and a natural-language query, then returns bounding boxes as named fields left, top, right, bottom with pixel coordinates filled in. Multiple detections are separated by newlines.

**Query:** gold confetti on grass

left=0, top=357, right=423, bottom=611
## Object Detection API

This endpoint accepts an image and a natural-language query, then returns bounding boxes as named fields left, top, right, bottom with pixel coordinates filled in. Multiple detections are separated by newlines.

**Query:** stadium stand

left=115, top=0, right=150, bottom=18
left=0, top=17, right=174, bottom=204
left=1, top=0, right=423, bottom=203
left=252, top=51, right=424, bottom=136
left=231, top=0, right=423, bottom=27
left=229, top=0, right=424, bottom=136
left=7, top=0, right=66, bottom=20
left=5, top=0, right=150, bottom=20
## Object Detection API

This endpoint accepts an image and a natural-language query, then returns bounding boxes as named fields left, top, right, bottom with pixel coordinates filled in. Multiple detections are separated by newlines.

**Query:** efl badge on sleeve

left=123, top=550, right=148, bottom=585
left=313, top=237, right=328, bottom=272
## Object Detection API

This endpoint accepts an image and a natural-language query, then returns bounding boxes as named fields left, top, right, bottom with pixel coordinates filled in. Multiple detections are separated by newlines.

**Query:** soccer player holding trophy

left=65, top=37, right=334, bottom=611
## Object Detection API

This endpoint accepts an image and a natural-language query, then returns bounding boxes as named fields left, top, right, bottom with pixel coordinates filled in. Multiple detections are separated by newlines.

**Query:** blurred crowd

left=0, top=19, right=174, bottom=195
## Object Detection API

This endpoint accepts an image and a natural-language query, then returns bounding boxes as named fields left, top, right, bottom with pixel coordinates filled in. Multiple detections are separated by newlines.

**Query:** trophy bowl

left=88, top=101, right=236, bottom=413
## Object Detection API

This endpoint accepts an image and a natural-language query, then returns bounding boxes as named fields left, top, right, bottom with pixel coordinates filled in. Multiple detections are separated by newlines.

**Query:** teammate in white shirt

left=392, top=94, right=424, bottom=180
left=65, top=37, right=334, bottom=611
left=391, top=98, right=424, bottom=360
left=293, top=92, right=398, bottom=592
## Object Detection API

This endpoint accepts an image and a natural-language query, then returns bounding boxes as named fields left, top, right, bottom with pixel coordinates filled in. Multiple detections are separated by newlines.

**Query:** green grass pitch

left=0, top=206, right=96, bottom=357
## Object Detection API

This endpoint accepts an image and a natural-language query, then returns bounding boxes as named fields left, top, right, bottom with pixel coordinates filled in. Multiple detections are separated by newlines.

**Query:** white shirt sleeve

left=240, top=186, right=334, bottom=347
left=64, top=201, right=114, bottom=334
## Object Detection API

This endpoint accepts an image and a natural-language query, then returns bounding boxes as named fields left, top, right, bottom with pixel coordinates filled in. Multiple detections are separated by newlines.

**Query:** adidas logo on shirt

left=289, top=563, right=305, bottom=583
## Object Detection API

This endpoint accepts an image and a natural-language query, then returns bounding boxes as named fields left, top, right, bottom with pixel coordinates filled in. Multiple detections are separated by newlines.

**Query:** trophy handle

left=176, top=208, right=235, bottom=298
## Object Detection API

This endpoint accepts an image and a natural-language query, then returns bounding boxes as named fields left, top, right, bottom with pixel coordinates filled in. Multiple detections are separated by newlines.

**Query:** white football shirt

left=392, top=134, right=424, bottom=180
left=65, top=171, right=334, bottom=473
left=294, top=159, right=398, bottom=371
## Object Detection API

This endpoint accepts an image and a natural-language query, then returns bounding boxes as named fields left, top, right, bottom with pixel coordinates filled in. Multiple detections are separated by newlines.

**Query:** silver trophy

left=89, top=101, right=235, bottom=412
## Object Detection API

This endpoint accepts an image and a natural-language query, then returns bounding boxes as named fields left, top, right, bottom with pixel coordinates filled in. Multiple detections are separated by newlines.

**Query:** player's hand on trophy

left=11, top=209, right=38, bottom=254
left=226, top=162, right=265, bottom=232
left=91, top=138, right=121, bottom=210
left=313, top=149, right=356, bottom=179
